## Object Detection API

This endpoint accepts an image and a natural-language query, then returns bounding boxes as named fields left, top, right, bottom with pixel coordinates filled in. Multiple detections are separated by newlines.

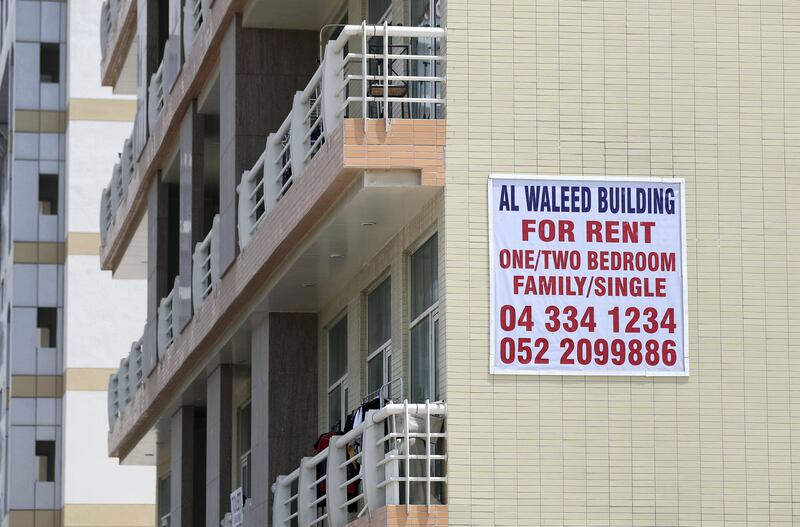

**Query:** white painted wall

left=66, top=120, right=131, bottom=233
left=62, top=391, right=155, bottom=504
left=65, top=255, right=145, bottom=369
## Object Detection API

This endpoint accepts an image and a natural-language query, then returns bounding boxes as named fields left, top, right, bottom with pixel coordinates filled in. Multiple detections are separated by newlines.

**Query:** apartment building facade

left=0, top=1, right=156, bottom=526
left=99, top=0, right=800, bottom=526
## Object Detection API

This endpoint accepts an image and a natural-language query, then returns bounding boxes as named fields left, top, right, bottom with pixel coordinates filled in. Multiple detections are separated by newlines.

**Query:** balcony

left=108, top=332, right=144, bottom=429
left=99, top=0, right=136, bottom=91
left=100, top=128, right=136, bottom=245
left=271, top=402, right=446, bottom=527
left=192, top=215, right=221, bottom=311
left=238, top=23, right=445, bottom=248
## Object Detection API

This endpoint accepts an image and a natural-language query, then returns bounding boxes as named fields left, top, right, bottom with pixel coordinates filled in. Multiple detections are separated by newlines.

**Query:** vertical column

left=170, top=406, right=206, bottom=527
left=205, top=364, right=233, bottom=527
left=143, top=175, right=168, bottom=375
left=218, top=20, right=318, bottom=273
left=176, top=101, right=204, bottom=331
left=249, top=315, right=269, bottom=525
left=249, top=313, right=319, bottom=524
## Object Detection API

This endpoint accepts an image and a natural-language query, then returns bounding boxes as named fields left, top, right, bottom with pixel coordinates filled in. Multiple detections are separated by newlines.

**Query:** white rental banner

left=488, top=175, right=688, bottom=375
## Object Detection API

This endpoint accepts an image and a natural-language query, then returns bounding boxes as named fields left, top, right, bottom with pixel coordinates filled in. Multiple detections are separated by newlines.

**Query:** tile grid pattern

left=445, top=0, right=799, bottom=525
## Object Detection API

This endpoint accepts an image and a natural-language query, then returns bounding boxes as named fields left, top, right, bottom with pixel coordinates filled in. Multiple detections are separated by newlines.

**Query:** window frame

left=408, top=232, right=440, bottom=403
left=366, top=276, right=392, bottom=400
left=237, top=401, right=252, bottom=500
left=327, top=313, right=348, bottom=431
left=157, top=473, right=171, bottom=527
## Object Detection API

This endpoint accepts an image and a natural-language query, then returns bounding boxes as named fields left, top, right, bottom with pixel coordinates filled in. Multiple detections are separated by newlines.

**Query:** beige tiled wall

left=444, top=0, right=800, bottom=525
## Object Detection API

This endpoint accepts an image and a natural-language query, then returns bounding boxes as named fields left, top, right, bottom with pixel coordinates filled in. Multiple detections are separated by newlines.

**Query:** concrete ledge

left=100, top=0, right=136, bottom=88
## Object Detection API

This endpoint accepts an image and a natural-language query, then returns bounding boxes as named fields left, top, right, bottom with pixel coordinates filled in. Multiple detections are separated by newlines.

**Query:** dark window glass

left=40, top=43, right=60, bottom=83
left=38, top=174, right=58, bottom=215
left=35, top=440, right=55, bottom=481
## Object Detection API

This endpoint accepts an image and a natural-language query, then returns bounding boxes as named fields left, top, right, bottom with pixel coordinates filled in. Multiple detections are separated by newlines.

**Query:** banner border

left=487, top=174, right=689, bottom=377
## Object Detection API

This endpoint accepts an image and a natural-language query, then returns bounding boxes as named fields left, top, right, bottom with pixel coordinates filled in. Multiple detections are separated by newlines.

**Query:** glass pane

left=387, top=352, right=393, bottom=400
left=328, top=384, right=342, bottom=431
left=239, top=403, right=251, bottom=453
left=368, top=0, right=391, bottom=22
left=433, top=318, right=440, bottom=400
left=410, top=317, right=430, bottom=403
left=368, top=278, right=391, bottom=352
left=328, top=316, right=347, bottom=381
left=158, top=475, right=171, bottom=516
left=411, top=234, right=438, bottom=320
left=367, top=351, right=384, bottom=396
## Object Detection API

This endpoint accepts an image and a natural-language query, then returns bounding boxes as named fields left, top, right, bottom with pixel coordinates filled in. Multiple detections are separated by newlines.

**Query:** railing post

left=157, top=296, right=168, bottom=361
left=210, top=214, right=221, bottom=285
left=107, top=373, right=118, bottom=428
left=362, top=410, right=385, bottom=514
left=272, top=476, right=290, bottom=527
left=236, top=170, right=254, bottom=249
left=326, top=442, right=348, bottom=527
left=289, top=91, right=308, bottom=181
left=322, top=42, right=345, bottom=140
left=361, top=20, right=368, bottom=130
left=191, top=240, right=203, bottom=313
left=383, top=20, right=389, bottom=127
left=297, top=457, right=316, bottom=525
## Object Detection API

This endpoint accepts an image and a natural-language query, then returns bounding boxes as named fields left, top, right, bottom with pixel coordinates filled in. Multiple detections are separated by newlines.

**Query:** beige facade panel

left=7, top=510, right=61, bottom=527
left=13, top=242, right=66, bottom=264
left=10, top=375, right=64, bottom=398
left=69, top=98, right=136, bottom=122
left=65, top=368, right=117, bottom=391
left=14, top=110, right=67, bottom=133
left=62, top=504, right=155, bottom=527
left=444, top=0, right=800, bottom=525
left=67, top=232, right=101, bottom=256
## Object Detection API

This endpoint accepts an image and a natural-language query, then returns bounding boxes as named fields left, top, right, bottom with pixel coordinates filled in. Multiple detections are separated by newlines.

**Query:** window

left=38, top=174, right=58, bottom=215
left=409, top=233, right=439, bottom=403
left=368, top=0, right=392, bottom=23
left=327, top=316, right=348, bottom=431
left=367, top=277, right=391, bottom=400
left=40, top=43, right=60, bottom=83
left=158, top=474, right=171, bottom=527
left=37, top=308, right=57, bottom=348
left=35, top=440, right=55, bottom=481
left=238, top=402, right=251, bottom=500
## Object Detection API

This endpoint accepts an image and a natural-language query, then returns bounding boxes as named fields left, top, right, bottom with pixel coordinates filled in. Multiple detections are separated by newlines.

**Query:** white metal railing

left=122, top=134, right=135, bottom=189
left=107, top=372, right=119, bottom=428
left=100, top=0, right=112, bottom=58
left=100, top=129, right=137, bottom=247
left=183, top=0, right=210, bottom=54
left=192, top=215, right=220, bottom=312
left=237, top=23, right=445, bottom=248
left=128, top=335, right=144, bottom=393
left=157, top=278, right=179, bottom=361
left=110, top=162, right=124, bottom=212
left=100, top=0, right=121, bottom=58
left=108, top=328, right=146, bottom=430
left=100, top=186, right=112, bottom=245
left=272, top=401, right=446, bottom=527
left=118, top=356, right=130, bottom=412
left=148, top=59, right=166, bottom=130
